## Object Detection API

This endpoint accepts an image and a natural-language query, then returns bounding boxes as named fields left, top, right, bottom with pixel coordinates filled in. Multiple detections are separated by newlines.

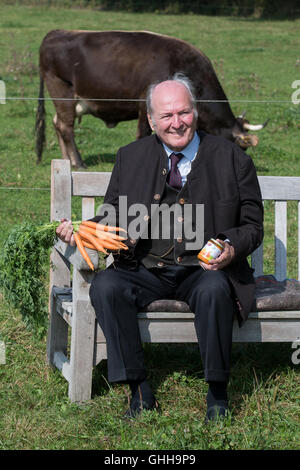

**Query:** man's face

left=147, top=81, right=197, bottom=152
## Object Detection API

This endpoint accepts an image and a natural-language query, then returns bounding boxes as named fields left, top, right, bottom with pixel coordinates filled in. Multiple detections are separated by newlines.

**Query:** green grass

left=0, top=4, right=299, bottom=450
left=0, top=302, right=299, bottom=450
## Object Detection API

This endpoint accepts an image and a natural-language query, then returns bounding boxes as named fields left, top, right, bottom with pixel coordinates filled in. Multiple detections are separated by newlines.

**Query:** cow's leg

left=44, top=74, right=86, bottom=168
left=137, top=108, right=152, bottom=139
left=53, top=113, right=69, bottom=160
left=54, top=115, right=86, bottom=168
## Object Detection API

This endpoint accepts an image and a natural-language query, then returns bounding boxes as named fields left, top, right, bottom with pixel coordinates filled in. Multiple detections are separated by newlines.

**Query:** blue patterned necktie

left=167, top=152, right=184, bottom=190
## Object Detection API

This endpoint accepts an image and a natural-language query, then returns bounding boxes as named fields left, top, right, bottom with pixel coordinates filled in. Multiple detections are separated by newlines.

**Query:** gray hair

left=146, top=72, right=198, bottom=121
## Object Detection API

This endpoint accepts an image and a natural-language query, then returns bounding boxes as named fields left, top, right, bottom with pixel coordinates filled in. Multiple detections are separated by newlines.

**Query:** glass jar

left=197, top=238, right=224, bottom=264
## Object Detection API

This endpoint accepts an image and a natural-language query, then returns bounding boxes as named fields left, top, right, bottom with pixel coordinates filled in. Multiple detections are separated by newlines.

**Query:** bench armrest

left=54, top=239, right=99, bottom=271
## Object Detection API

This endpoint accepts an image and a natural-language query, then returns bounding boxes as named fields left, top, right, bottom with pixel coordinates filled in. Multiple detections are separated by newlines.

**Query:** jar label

left=198, top=239, right=223, bottom=261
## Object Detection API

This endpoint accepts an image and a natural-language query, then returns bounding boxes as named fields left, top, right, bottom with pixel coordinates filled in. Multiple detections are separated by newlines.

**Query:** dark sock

left=206, top=381, right=228, bottom=408
left=128, top=379, right=155, bottom=409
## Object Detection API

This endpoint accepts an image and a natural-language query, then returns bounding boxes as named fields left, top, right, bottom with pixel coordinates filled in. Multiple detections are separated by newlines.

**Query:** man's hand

left=199, top=240, right=235, bottom=271
left=56, top=218, right=76, bottom=246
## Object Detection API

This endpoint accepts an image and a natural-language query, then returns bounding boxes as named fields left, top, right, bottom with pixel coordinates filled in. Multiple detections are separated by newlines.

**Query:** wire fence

left=2, top=96, right=298, bottom=104
left=0, top=187, right=50, bottom=191
left=1, top=84, right=299, bottom=193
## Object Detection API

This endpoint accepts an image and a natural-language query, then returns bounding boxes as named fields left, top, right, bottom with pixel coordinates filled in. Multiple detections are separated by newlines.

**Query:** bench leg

left=47, top=287, right=69, bottom=366
left=47, top=245, right=71, bottom=366
left=68, top=270, right=96, bottom=402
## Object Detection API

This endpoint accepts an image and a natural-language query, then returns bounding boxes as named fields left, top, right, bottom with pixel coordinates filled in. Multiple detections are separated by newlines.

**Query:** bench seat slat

left=55, top=299, right=300, bottom=321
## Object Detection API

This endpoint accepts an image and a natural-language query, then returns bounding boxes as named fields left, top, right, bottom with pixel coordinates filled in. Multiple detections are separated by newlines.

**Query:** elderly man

left=57, top=73, right=263, bottom=422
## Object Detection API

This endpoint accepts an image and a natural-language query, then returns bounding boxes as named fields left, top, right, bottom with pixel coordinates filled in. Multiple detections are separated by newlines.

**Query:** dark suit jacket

left=93, top=131, right=264, bottom=325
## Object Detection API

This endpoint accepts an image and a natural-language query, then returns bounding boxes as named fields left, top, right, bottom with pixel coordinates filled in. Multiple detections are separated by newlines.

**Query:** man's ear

left=147, top=113, right=155, bottom=131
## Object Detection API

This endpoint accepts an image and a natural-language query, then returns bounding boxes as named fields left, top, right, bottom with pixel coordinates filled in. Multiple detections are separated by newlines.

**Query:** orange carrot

left=78, top=229, right=108, bottom=255
left=74, top=232, right=94, bottom=271
left=118, top=242, right=129, bottom=249
left=101, top=239, right=128, bottom=251
left=81, top=220, right=127, bottom=233
left=95, top=233, right=127, bottom=250
left=82, top=240, right=96, bottom=250
left=80, top=226, right=126, bottom=251
left=79, top=225, right=98, bottom=236
left=80, top=221, right=98, bottom=228
left=80, top=224, right=127, bottom=241
left=96, top=231, right=127, bottom=242
left=95, top=231, right=127, bottom=245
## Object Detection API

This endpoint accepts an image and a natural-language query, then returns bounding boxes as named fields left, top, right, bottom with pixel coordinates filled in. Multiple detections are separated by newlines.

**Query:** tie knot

left=170, top=152, right=184, bottom=165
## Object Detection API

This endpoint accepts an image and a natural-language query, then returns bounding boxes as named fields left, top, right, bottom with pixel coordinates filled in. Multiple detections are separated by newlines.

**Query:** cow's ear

left=147, top=113, right=155, bottom=131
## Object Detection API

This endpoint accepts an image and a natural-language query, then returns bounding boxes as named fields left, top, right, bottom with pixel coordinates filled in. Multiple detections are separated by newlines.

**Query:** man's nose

left=171, top=114, right=182, bottom=128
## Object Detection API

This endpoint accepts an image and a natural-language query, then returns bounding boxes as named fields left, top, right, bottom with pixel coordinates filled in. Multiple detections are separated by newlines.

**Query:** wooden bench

left=47, top=159, right=300, bottom=402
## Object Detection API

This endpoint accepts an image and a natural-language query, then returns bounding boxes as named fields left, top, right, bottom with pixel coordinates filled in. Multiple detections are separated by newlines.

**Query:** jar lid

left=211, top=239, right=224, bottom=250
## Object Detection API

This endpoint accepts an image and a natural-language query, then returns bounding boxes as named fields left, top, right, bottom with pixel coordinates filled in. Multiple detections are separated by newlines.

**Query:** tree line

left=2, top=0, right=300, bottom=18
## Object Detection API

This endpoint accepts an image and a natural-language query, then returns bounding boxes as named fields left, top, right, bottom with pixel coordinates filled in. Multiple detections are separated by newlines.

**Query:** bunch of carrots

left=72, top=220, right=128, bottom=271
left=0, top=219, right=128, bottom=334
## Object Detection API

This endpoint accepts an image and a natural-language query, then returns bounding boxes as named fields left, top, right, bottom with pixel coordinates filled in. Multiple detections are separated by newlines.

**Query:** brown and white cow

left=36, top=30, right=267, bottom=168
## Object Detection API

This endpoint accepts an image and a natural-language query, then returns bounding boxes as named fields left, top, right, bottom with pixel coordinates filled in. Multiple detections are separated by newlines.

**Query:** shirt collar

left=162, top=132, right=200, bottom=161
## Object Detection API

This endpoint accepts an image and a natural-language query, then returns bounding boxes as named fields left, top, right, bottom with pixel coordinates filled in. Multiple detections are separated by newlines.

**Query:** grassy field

left=0, top=3, right=299, bottom=450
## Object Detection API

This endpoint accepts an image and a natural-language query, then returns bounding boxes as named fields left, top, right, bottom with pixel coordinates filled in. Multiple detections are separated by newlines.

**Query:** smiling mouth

left=169, top=129, right=186, bottom=136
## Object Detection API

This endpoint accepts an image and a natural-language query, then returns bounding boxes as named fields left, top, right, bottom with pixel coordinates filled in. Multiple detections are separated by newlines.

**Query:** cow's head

left=232, top=112, right=269, bottom=148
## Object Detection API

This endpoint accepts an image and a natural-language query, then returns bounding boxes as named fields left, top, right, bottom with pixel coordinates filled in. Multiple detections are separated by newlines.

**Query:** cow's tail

left=35, top=75, right=46, bottom=164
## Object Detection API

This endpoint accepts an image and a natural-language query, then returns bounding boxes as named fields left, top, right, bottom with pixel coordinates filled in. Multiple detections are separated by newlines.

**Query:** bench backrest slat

left=82, top=197, right=95, bottom=220
left=258, top=176, right=300, bottom=200
left=70, top=174, right=300, bottom=200
left=72, top=172, right=111, bottom=197
left=251, top=242, right=264, bottom=277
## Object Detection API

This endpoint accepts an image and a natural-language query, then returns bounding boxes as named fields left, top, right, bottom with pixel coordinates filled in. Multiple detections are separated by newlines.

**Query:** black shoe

left=205, top=404, right=230, bottom=423
left=124, top=398, right=158, bottom=419
left=125, top=380, right=158, bottom=419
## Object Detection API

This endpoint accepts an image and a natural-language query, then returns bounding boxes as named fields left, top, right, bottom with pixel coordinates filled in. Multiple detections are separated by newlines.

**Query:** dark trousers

left=90, top=263, right=234, bottom=384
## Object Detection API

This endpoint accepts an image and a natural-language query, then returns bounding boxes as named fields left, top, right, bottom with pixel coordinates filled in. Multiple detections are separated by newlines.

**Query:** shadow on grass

left=91, top=342, right=295, bottom=413
left=37, top=153, right=116, bottom=170
left=229, top=342, right=295, bottom=413
left=91, top=343, right=204, bottom=400
left=253, top=165, right=270, bottom=173
left=83, top=153, right=116, bottom=167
